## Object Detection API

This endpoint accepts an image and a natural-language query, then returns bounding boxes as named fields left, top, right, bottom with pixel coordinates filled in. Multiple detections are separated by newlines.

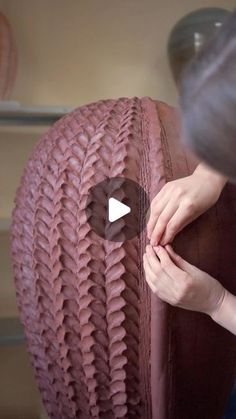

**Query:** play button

left=108, top=198, right=131, bottom=222
left=85, top=177, right=150, bottom=242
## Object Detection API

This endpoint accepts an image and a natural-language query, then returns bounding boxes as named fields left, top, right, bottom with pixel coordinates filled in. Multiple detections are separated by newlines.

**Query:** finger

left=160, top=219, right=189, bottom=246
left=145, top=244, right=162, bottom=274
left=143, top=254, right=157, bottom=292
left=160, top=204, right=193, bottom=245
left=165, top=245, right=195, bottom=275
left=146, top=247, right=179, bottom=302
left=143, top=253, right=156, bottom=281
left=147, top=190, right=169, bottom=239
left=150, top=201, right=179, bottom=246
left=145, top=270, right=157, bottom=294
left=154, top=245, right=185, bottom=277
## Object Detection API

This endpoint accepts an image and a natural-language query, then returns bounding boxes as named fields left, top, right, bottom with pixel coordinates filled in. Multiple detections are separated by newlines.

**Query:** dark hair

left=179, top=10, right=236, bottom=182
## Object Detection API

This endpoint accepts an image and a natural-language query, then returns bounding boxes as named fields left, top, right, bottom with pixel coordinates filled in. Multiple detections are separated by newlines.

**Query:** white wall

left=0, top=0, right=235, bottom=108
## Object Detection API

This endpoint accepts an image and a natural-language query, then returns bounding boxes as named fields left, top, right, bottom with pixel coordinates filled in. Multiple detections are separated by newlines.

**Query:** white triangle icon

left=108, top=197, right=131, bottom=222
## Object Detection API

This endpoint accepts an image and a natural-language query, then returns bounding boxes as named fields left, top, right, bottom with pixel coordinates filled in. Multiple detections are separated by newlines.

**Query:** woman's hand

left=147, top=163, right=227, bottom=246
left=143, top=244, right=226, bottom=315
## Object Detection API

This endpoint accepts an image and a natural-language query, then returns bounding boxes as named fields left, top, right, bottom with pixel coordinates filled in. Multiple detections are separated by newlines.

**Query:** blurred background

left=0, top=1, right=235, bottom=418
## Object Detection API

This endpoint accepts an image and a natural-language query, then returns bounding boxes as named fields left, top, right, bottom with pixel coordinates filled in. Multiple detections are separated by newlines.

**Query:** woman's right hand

left=147, top=163, right=227, bottom=246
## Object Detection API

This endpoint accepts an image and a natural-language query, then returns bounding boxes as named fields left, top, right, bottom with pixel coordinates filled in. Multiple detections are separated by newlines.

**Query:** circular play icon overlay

left=85, top=177, right=150, bottom=242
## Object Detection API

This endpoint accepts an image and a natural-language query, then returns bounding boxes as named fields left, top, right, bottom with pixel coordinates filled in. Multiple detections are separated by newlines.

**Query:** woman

left=143, top=10, right=236, bottom=335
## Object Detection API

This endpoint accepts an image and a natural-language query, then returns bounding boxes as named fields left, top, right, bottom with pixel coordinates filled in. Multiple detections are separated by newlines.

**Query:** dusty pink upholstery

left=11, top=98, right=236, bottom=418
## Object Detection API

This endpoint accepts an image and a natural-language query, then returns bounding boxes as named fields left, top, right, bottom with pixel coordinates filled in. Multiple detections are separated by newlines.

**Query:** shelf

left=0, top=101, right=73, bottom=125
left=0, top=317, right=24, bottom=346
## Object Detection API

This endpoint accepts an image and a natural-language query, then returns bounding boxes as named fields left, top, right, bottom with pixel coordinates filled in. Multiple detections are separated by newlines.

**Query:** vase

left=167, top=8, right=230, bottom=85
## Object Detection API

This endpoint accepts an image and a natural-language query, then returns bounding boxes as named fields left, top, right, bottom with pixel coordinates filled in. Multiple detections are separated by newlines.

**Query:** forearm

left=210, top=290, right=236, bottom=335
left=193, top=162, right=228, bottom=194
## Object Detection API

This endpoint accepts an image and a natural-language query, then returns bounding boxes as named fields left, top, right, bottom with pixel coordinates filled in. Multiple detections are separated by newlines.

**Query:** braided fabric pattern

left=11, top=97, right=163, bottom=419
left=10, top=97, right=236, bottom=419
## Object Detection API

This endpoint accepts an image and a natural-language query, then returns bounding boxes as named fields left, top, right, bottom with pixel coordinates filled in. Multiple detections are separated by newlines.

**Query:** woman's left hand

left=143, top=244, right=226, bottom=315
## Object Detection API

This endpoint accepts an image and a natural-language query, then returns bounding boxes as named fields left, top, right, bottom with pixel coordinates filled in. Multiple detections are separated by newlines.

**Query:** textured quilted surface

left=10, top=97, right=236, bottom=419
left=10, top=98, right=163, bottom=418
